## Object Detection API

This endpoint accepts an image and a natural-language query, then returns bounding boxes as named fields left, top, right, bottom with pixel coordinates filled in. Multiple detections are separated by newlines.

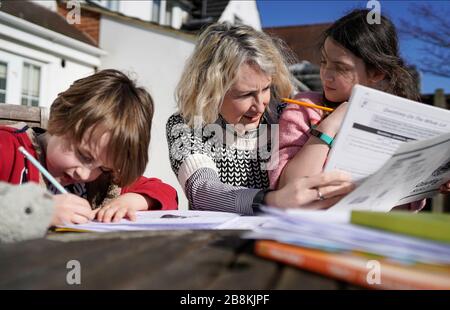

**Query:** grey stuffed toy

left=0, top=182, right=54, bottom=243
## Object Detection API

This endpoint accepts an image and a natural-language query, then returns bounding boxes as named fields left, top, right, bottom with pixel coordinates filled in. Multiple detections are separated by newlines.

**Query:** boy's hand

left=52, top=193, right=94, bottom=226
left=440, top=181, right=450, bottom=194
left=95, top=193, right=152, bottom=223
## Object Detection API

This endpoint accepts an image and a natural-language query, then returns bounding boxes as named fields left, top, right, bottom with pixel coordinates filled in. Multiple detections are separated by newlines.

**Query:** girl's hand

left=317, top=101, right=349, bottom=136
left=440, top=181, right=450, bottom=194
left=52, top=193, right=94, bottom=226
left=95, top=193, right=153, bottom=223
left=265, top=170, right=355, bottom=210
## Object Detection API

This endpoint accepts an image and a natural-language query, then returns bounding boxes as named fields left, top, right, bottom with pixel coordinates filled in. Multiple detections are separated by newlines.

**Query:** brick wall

left=57, top=3, right=100, bottom=46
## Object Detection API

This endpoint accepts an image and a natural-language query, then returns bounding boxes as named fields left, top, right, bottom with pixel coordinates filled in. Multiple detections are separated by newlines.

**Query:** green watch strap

left=309, top=125, right=334, bottom=147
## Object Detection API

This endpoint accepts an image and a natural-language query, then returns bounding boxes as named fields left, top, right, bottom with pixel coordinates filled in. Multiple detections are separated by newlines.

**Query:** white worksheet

left=329, top=131, right=450, bottom=211
left=323, top=85, right=450, bottom=207
left=325, top=85, right=450, bottom=181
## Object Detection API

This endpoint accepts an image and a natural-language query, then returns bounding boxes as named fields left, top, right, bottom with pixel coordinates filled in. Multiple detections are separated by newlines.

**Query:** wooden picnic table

left=0, top=230, right=357, bottom=289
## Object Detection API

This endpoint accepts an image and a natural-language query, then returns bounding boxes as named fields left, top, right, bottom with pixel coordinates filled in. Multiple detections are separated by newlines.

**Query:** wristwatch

left=252, top=188, right=273, bottom=213
left=309, top=125, right=334, bottom=147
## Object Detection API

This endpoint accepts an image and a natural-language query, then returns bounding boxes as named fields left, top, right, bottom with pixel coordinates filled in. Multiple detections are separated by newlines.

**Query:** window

left=91, top=0, right=118, bottom=11
left=105, top=0, right=119, bottom=11
left=152, top=0, right=161, bottom=23
left=165, top=1, right=173, bottom=26
left=21, top=63, right=41, bottom=107
left=0, top=62, right=6, bottom=103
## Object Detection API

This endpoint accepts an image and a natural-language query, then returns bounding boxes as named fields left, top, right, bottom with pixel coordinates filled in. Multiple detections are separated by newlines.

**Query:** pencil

left=282, top=98, right=334, bottom=112
left=18, top=146, right=68, bottom=194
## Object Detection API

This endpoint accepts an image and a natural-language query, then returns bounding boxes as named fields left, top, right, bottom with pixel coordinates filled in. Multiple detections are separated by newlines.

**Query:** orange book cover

left=254, top=240, right=450, bottom=290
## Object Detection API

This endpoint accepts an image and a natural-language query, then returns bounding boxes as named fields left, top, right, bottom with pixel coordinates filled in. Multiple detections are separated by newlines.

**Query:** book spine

left=350, top=211, right=450, bottom=244
left=254, top=241, right=450, bottom=290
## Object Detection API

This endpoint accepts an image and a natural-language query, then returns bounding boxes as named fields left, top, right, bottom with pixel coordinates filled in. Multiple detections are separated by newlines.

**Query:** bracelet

left=309, top=125, right=334, bottom=147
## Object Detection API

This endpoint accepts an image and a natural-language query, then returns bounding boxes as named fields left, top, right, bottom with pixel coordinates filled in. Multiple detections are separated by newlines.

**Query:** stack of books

left=250, top=209, right=450, bottom=289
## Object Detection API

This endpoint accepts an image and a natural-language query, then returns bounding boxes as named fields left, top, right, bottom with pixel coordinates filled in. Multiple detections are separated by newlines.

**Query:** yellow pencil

left=282, top=98, right=334, bottom=112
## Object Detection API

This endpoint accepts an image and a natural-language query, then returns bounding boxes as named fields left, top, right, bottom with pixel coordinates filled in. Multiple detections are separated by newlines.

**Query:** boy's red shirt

left=0, top=125, right=178, bottom=210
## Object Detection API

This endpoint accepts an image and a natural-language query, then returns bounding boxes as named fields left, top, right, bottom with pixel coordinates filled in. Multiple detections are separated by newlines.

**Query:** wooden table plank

left=208, top=253, right=282, bottom=290
left=129, top=232, right=246, bottom=289
left=0, top=230, right=347, bottom=289
left=274, top=265, right=341, bottom=290
left=0, top=230, right=241, bottom=289
left=1, top=231, right=221, bottom=289
left=0, top=237, right=137, bottom=289
left=77, top=231, right=219, bottom=289
left=207, top=239, right=281, bottom=289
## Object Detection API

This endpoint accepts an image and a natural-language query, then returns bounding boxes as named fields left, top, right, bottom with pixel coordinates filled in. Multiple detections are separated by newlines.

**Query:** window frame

left=21, top=62, right=42, bottom=107
left=152, top=0, right=161, bottom=23
left=0, top=61, right=7, bottom=104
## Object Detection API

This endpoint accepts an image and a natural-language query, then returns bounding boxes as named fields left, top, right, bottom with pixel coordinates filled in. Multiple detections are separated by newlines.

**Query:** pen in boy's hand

left=18, top=146, right=68, bottom=194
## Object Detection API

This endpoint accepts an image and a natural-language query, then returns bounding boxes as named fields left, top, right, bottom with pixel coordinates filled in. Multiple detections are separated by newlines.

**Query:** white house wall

left=219, top=0, right=262, bottom=30
left=0, top=16, right=99, bottom=109
left=47, top=59, right=97, bottom=107
left=99, top=16, right=195, bottom=208
left=118, top=0, right=152, bottom=22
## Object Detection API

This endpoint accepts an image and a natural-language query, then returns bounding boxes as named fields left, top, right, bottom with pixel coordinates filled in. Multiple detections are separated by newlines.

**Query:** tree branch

left=399, top=3, right=450, bottom=78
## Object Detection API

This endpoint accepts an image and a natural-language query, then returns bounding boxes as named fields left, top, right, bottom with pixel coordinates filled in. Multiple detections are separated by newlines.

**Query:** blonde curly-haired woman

left=166, top=23, right=354, bottom=214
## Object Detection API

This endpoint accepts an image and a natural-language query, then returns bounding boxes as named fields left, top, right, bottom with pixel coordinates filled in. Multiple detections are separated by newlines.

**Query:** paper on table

left=245, top=207, right=450, bottom=265
left=267, top=207, right=352, bottom=224
left=216, top=215, right=272, bottom=230
left=58, top=210, right=240, bottom=232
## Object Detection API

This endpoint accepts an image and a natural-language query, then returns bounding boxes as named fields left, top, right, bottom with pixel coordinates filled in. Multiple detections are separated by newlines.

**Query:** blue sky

left=257, top=0, right=450, bottom=94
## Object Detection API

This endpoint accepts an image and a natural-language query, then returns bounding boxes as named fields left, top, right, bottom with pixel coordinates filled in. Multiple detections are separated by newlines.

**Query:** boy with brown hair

left=0, top=69, right=178, bottom=230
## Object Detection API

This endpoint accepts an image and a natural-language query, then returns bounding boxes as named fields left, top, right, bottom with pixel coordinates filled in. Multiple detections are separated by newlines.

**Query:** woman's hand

left=52, top=193, right=94, bottom=226
left=316, top=101, right=349, bottom=136
left=95, top=193, right=155, bottom=223
left=265, top=170, right=355, bottom=210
